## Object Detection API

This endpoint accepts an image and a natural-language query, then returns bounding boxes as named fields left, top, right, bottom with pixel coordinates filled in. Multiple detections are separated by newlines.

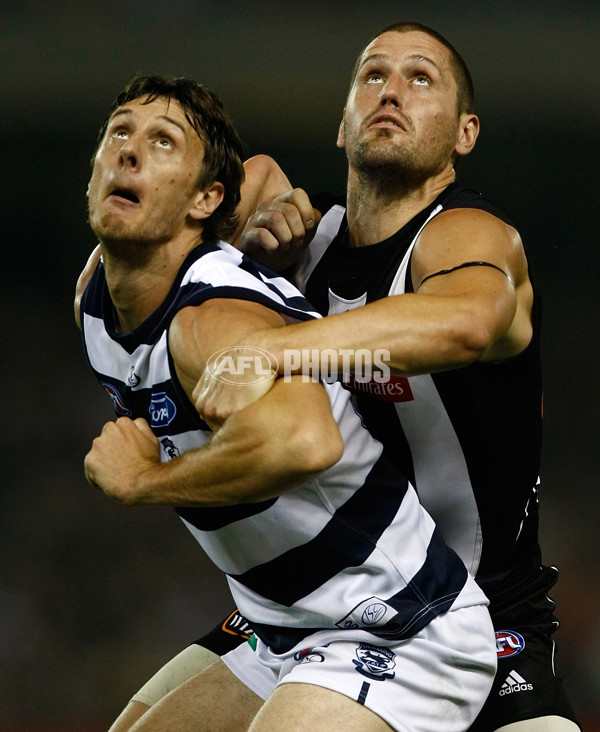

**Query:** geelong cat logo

left=352, top=643, right=396, bottom=681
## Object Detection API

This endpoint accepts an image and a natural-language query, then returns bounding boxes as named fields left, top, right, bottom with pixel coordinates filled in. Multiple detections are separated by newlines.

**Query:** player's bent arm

left=411, top=207, right=533, bottom=362
left=84, top=297, right=344, bottom=506
left=237, top=209, right=533, bottom=375
left=229, top=155, right=293, bottom=248
left=238, top=187, right=322, bottom=270
left=84, top=376, right=342, bottom=506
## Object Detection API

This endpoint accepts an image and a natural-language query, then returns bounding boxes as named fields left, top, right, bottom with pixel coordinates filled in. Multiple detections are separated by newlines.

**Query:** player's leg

left=494, top=718, right=580, bottom=731
left=108, top=644, right=220, bottom=732
left=249, top=683, right=393, bottom=731
left=127, top=658, right=263, bottom=732
left=109, top=701, right=150, bottom=732
left=109, top=610, right=253, bottom=731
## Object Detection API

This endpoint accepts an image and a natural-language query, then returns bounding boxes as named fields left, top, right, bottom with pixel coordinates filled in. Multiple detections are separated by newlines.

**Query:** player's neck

left=100, top=233, right=200, bottom=333
left=345, top=165, right=455, bottom=247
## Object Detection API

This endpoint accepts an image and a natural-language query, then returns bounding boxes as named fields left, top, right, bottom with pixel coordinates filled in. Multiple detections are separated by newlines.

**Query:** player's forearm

left=127, top=384, right=342, bottom=507
left=241, top=292, right=511, bottom=377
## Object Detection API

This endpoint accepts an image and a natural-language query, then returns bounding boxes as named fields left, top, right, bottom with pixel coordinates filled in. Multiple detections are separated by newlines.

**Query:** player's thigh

left=132, top=644, right=220, bottom=707
left=249, top=682, right=393, bottom=732
left=108, top=700, right=149, bottom=732
left=129, top=659, right=263, bottom=731
left=108, top=644, right=220, bottom=731
left=495, top=716, right=580, bottom=732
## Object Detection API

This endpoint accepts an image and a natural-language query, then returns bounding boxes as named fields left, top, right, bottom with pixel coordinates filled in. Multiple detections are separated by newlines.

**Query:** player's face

left=87, top=97, right=206, bottom=247
left=338, top=31, right=465, bottom=182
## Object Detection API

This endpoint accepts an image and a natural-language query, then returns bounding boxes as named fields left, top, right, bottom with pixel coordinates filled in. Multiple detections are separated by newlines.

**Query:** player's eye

left=365, top=72, right=384, bottom=84
left=412, top=73, right=432, bottom=86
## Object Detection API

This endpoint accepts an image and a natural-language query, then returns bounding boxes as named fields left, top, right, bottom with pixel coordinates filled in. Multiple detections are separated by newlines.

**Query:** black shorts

left=468, top=623, right=580, bottom=731
left=469, top=564, right=581, bottom=731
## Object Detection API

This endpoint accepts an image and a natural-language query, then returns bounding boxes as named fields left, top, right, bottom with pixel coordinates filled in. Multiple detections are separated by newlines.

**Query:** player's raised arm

left=238, top=187, right=322, bottom=270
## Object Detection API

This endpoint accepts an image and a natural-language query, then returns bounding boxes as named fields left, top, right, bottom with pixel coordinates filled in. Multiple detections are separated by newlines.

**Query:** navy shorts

left=469, top=564, right=580, bottom=731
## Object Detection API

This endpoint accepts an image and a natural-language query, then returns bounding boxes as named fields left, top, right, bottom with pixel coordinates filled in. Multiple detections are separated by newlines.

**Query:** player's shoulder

left=420, top=205, right=523, bottom=263
left=439, top=182, right=515, bottom=228
left=425, top=182, right=522, bottom=251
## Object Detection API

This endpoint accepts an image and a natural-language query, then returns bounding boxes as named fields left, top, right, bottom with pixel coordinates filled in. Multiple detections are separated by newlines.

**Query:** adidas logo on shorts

left=499, top=670, right=534, bottom=696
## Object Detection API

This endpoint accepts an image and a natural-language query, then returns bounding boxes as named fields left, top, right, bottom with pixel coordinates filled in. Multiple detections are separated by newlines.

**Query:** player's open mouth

left=110, top=189, right=140, bottom=204
left=368, top=113, right=406, bottom=131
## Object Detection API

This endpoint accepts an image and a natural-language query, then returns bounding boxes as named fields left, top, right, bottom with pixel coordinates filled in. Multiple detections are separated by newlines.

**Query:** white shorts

left=222, top=604, right=496, bottom=732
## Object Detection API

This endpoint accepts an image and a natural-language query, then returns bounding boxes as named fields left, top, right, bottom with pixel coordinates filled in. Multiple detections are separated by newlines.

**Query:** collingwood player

left=229, top=22, right=581, bottom=732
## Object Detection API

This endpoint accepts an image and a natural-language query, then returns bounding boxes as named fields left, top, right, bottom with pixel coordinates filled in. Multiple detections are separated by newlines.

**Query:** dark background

left=2, top=1, right=599, bottom=729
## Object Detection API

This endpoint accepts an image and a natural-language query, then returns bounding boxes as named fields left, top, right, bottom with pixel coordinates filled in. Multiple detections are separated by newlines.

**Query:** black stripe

left=377, top=528, right=468, bottom=639
left=357, top=681, right=370, bottom=705
left=178, top=283, right=318, bottom=323
left=231, top=458, right=409, bottom=605
left=247, top=528, right=468, bottom=655
left=177, top=499, right=278, bottom=531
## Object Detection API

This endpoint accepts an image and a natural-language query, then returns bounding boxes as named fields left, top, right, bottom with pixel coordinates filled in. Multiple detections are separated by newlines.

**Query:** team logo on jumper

left=149, top=392, right=177, bottom=427
left=101, top=382, right=131, bottom=416
left=294, top=647, right=326, bottom=664
left=160, top=437, right=180, bottom=460
left=127, top=366, right=141, bottom=387
left=343, top=373, right=415, bottom=403
left=337, top=597, right=395, bottom=630
left=362, top=602, right=388, bottom=625
left=499, top=670, right=533, bottom=696
left=495, top=630, right=525, bottom=658
left=352, top=643, right=396, bottom=681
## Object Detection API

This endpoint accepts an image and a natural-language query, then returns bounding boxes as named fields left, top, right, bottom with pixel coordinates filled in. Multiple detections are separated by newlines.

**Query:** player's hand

left=239, top=188, right=322, bottom=264
left=193, top=351, right=277, bottom=432
left=84, top=417, right=161, bottom=504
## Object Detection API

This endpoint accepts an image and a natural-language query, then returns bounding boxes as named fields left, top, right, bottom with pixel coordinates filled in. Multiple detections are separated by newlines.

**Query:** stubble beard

left=88, top=204, right=180, bottom=254
left=350, top=133, right=440, bottom=196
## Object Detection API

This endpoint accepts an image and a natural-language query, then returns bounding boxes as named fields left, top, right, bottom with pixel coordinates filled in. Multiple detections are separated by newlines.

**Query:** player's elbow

left=271, top=420, right=344, bottom=485
left=452, top=311, right=501, bottom=363
left=297, top=422, right=344, bottom=474
left=243, top=154, right=289, bottom=193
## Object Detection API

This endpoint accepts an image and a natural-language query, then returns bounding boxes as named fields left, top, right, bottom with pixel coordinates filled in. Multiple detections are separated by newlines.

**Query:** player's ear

left=336, top=113, right=346, bottom=149
left=455, top=113, right=479, bottom=157
left=189, top=181, right=225, bottom=221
